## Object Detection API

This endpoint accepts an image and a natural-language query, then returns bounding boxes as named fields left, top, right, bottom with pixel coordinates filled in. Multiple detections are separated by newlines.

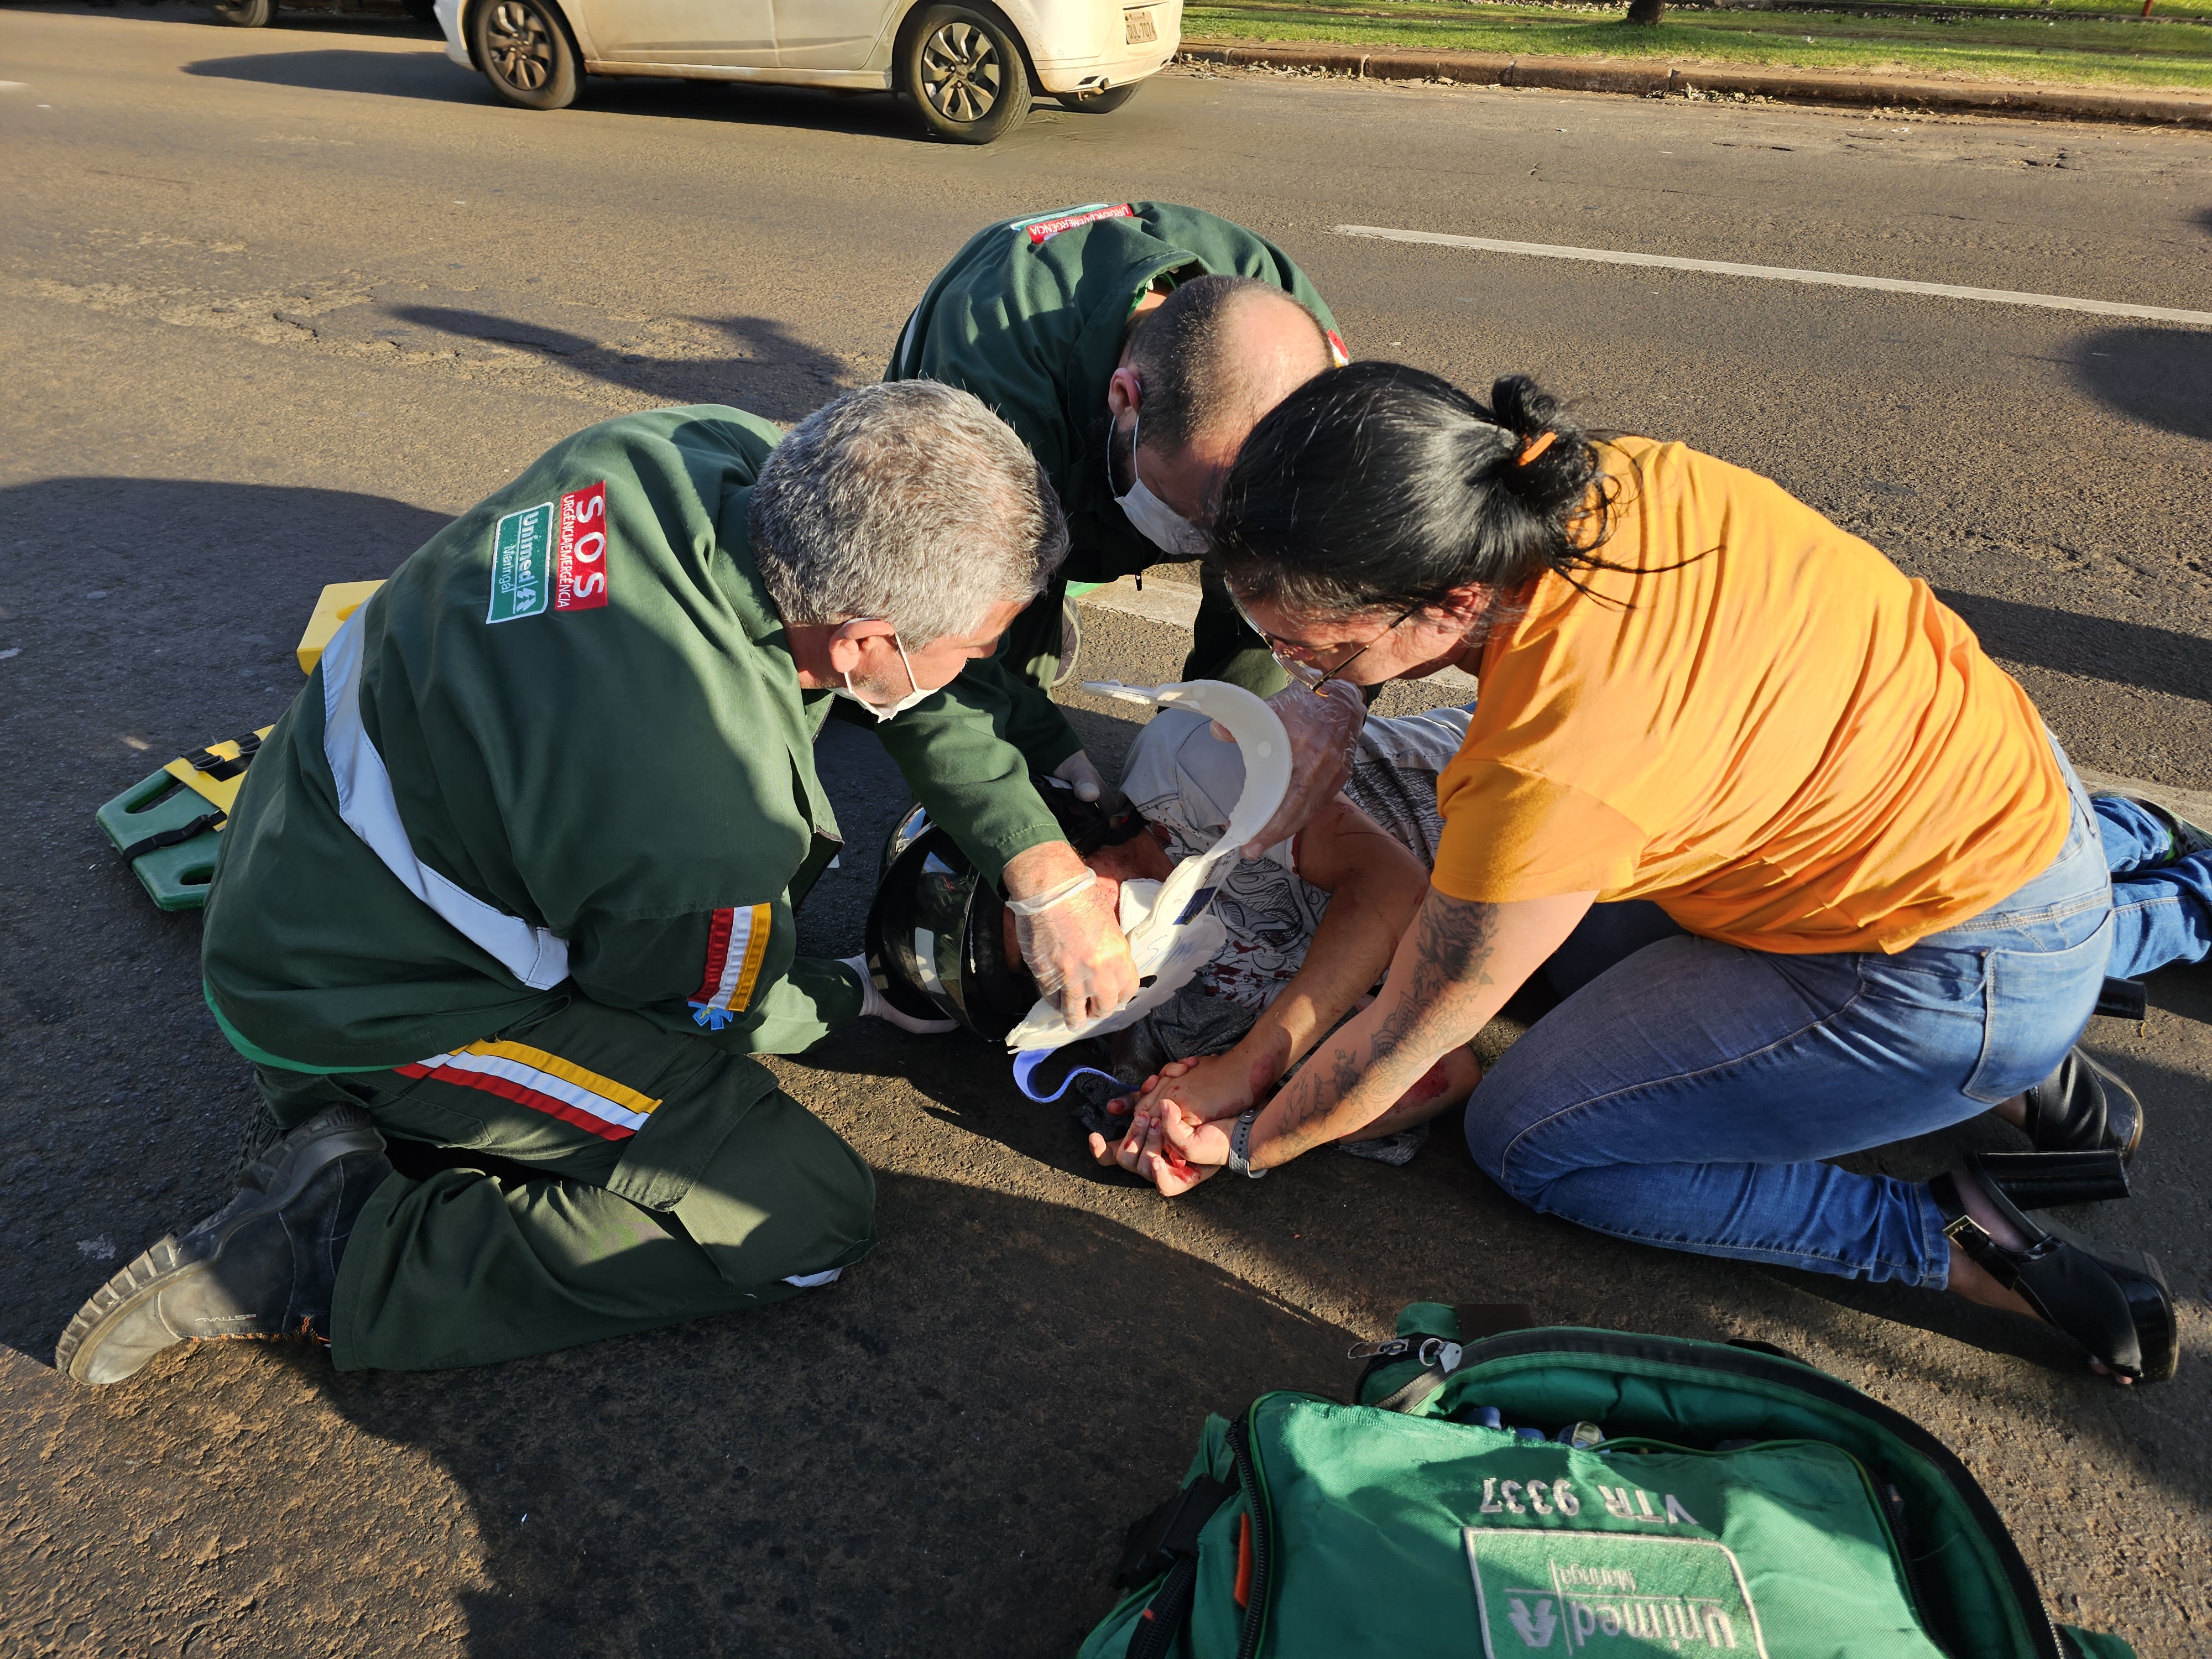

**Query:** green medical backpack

left=1079, top=1306, right=2134, bottom=1659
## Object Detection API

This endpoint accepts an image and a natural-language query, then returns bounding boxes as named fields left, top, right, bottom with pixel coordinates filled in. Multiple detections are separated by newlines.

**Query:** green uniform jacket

left=884, top=200, right=1343, bottom=762
left=204, top=406, right=1062, bottom=1071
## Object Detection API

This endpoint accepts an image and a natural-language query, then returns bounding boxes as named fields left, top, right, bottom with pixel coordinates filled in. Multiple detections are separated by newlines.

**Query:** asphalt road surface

left=2, top=7, right=2208, bottom=1654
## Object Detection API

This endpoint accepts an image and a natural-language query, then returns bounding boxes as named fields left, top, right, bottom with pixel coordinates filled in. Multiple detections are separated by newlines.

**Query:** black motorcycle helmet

left=863, top=782, right=1149, bottom=1041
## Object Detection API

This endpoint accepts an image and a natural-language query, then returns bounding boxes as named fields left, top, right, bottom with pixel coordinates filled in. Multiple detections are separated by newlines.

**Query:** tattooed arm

left=1144, top=886, right=1596, bottom=1183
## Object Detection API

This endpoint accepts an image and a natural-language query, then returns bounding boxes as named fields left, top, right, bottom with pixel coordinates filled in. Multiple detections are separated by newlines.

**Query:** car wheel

left=471, top=0, right=580, bottom=111
left=208, top=0, right=275, bottom=26
left=1055, top=84, right=1139, bottom=113
left=900, top=3, right=1031, bottom=144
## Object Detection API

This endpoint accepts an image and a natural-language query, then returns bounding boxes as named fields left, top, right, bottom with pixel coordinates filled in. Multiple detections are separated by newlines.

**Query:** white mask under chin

left=835, top=633, right=941, bottom=724
left=1114, top=411, right=1210, bottom=559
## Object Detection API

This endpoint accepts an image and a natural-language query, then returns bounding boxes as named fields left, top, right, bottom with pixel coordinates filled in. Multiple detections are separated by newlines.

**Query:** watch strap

left=1228, top=1108, right=1267, bottom=1179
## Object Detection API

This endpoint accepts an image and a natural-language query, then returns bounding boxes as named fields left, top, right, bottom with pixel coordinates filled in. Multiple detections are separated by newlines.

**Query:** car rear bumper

left=434, top=0, right=472, bottom=65
left=1027, top=0, right=1179, bottom=93
left=1031, top=48, right=1171, bottom=94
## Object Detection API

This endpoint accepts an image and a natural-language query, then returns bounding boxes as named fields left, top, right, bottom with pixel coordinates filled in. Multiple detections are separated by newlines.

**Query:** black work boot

left=55, top=1104, right=392, bottom=1386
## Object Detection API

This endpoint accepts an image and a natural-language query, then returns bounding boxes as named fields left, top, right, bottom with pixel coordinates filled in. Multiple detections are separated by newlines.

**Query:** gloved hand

left=840, top=954, right=958, bottom=1035
left=1051, top=749, right=1127, bottom=813
left=1006, top=867, right=1140, bottom=1024
left=1217, top=679, right=1367, bottom=858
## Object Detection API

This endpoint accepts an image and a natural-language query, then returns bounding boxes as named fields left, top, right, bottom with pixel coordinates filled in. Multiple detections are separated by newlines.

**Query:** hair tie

left=1516, top=431, right=1558, bottom=467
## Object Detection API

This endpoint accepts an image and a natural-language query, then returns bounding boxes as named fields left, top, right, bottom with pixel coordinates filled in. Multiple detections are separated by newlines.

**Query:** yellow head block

left=296, top=580, right=387, bottom=675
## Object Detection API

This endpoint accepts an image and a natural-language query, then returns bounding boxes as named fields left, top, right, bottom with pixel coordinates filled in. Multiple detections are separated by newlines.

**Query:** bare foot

left=1987, top=1091, right=2028, bottom=1130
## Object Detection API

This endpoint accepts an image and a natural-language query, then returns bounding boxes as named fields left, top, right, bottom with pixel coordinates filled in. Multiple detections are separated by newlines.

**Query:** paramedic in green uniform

left=888, top=201, right=1368, bottom=847
left=57, top=382, right=1126, bottom=1383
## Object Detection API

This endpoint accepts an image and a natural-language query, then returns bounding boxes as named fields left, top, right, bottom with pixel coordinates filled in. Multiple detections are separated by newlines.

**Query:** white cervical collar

left=1006, top=679, right=1291, bottom=1054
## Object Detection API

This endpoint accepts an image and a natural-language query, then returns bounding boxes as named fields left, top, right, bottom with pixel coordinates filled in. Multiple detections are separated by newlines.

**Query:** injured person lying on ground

left=1039, top=703, right=1485, bottom=1171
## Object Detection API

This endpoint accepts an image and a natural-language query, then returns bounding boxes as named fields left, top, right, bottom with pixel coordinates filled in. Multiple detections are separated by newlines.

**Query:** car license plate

left=1124, top=7, right=1157, bottom=43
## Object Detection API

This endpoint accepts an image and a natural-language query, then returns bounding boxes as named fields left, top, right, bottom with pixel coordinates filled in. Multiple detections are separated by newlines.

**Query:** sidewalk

left=1177, top=39, right=2212, bottom=126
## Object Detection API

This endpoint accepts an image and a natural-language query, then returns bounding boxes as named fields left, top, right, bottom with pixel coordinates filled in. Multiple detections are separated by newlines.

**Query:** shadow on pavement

left=0, top=477, right=456, bottom=1368
left=182, top=44, right=487, bottom=98
left=385, top=305, right=852, bottom=425
left=2070, top=325, right=2212, bottom=445
left=181, top=45, right=932, bottom=142
left=4, top=474, right=2205, bottom=1650
left=8, top=1171, right=1350, bottom=1658
left=1934, top=588, right=2212, bottom=705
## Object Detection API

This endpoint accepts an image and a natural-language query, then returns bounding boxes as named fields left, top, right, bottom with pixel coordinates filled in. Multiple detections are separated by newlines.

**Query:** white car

left=432, top=0, right=1180, bottom=141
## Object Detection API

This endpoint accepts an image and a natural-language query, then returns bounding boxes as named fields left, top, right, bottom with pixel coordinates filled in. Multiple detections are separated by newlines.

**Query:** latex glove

left=1051, top=749, right=1108, bottom=804
left=1215, top=679, right=1366, bottom=858
left=840, top=954, right=957, bottom=1035
left=1007, top=868, right=1140, bottom=1024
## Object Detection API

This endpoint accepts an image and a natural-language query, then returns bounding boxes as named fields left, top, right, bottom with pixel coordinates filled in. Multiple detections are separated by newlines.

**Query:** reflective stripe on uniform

left=397, top=1040, right=661, bottom=1141
left=690, top=902, right=772, bottom=1016
left=320, top=611, right=571, bottom=991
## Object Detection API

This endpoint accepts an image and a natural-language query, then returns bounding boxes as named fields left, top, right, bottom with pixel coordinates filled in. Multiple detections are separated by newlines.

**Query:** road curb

left=1177, top=41, right=2212, bottom=128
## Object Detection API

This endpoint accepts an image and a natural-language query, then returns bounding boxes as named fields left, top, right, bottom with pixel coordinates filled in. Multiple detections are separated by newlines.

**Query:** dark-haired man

left=888, top=202, right=1362, bottom=848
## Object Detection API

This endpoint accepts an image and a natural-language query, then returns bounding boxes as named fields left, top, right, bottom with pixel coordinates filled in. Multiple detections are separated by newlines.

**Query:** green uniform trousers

left=257, top=966, right=873, bottom=1373
left=1001, top=568, right=1288, bottom=703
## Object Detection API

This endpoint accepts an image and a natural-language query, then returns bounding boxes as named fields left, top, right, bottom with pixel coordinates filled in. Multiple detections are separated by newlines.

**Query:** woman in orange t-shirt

left=1117, top=362, right=2173, bottom=1385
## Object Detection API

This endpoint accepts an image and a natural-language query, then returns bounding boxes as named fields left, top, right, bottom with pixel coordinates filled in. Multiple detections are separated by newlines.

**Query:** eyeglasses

left=1229, top=591, right=1416, bottom=691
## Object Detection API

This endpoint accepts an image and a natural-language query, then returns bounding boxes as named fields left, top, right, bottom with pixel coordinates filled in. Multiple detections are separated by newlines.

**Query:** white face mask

left=835, top=630, right=943, bottom=724
left=1114, top=410, right=1209, bottom=559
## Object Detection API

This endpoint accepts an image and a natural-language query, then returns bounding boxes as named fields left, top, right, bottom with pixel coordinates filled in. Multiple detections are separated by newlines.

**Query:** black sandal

left=2016, top=1047, right=2143, bottom=1162
left=1933, top=1155, right=2177, bottom=1385
left=1978, top=1149, right=2129, bottom=1209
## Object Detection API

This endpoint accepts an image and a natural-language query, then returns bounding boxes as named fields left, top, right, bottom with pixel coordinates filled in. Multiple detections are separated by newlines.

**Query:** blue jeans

left=2095, top=795, right=2212, bottom=977
left=1471, top=751, right=2113, bottom=1288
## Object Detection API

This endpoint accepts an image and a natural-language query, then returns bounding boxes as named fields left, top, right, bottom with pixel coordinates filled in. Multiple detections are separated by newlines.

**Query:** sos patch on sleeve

left=1016, top=203, right=1134, bottom=245
left=555, top=482, right=609, bottom=611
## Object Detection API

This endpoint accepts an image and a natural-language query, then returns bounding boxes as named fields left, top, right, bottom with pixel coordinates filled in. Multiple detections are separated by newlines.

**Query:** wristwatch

left=1227, top=1108, right=1269, bottom=1179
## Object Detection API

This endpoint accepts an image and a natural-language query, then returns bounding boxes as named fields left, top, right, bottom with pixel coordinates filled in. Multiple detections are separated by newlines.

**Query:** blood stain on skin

left=1407, top=1061, right=1452, bottom=1100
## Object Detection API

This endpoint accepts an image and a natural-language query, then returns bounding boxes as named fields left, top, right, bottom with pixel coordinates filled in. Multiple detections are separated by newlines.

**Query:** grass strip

left=1183, top=0, right=2212, bottom=88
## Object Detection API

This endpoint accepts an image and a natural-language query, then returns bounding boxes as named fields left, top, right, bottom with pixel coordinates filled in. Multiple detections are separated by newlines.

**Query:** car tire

left=1055, top=84, right=1139, bottom=113
left=209, top=0, right=275, bottom=26
left=471, top=0, right=580, bottom=112
left=900, top=3, right=1031, bottom=144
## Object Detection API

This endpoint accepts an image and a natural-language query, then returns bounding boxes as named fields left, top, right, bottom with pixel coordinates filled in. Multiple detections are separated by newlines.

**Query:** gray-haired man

left=59, top=383, right=1104, bottom=1383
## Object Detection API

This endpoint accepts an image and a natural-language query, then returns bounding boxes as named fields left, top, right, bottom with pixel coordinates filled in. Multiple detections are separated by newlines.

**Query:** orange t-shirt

left=1430, top=437, right=2069, bottom=954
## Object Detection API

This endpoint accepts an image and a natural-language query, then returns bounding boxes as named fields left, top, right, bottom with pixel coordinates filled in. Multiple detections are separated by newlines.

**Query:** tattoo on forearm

left=1265, top=892, right=1505, bottom=1164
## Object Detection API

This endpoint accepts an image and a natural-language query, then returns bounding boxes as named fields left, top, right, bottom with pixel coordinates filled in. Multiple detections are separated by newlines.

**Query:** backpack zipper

left=1228, top=1406, right=1276, bottom=1659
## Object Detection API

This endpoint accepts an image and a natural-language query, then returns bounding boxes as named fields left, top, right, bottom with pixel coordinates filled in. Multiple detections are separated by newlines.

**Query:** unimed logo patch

left=555, top=481, right=608, bottom=611
left=486, top=500, right=554, bottom=624
left=1464, top=1530, right=1767, bottom=1656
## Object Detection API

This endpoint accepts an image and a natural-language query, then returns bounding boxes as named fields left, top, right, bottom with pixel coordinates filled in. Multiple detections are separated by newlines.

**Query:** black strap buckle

left=181, top=731, right=264, bottom=782
left=1112, top=1474, right=1233, bottom=1589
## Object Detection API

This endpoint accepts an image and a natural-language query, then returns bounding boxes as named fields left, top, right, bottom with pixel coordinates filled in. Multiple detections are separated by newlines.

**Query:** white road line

left=1334, top=225, right=2212, bottom=327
